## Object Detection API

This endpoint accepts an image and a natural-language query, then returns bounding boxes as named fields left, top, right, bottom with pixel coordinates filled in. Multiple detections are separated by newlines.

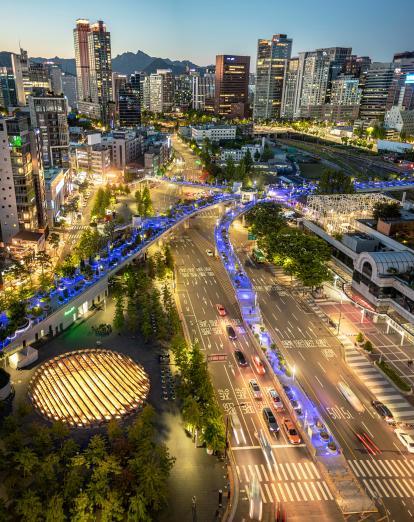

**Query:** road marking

left=277, top=483, right=288, bottom=502
left=317, top=362, right=326, bottom=374
left=316, top=481, right=328, bottom=501
left=296, top=482, right=307, bottom=501
left=315, top=375, right=324, bottom=388
left=304, top=482, right=314, bottom=501
left=297, top=462, right=308, bottom=480
left=271, top=483, right=280, bottom=502
left=260, top=464, right=268, bottom=482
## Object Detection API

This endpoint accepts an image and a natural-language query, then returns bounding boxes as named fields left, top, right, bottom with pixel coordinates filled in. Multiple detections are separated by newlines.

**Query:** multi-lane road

left=229, top=219, right=414, bottom=521
left=170, top=209, right=342, bottom=521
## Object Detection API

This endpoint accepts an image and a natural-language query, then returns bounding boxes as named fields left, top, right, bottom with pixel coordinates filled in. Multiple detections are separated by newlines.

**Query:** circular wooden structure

left=28, top=349, right=149, bottom=427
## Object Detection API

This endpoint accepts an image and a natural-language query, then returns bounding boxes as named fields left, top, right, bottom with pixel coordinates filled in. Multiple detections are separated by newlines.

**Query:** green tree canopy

left=372, top=201, right=401, bottom=222
left=245, top=202, right=286, bottom=239
left=316, top=169, right=355, bottom=194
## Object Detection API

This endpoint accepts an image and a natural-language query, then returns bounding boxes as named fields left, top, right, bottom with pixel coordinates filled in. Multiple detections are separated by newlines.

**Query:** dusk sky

left=1, top=0, right=413, bottom=65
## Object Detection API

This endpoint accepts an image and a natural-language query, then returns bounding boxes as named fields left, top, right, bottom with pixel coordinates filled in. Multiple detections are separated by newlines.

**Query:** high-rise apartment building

left=88, top=21, right=113, bottom=124
left=342, top=55, right=372, bottom=79
left=358, top=62, right=395, bottom=124
left=149, top=73, right=163, bottom=113
left=215, top=55, right=250, bottom=118
left=298, top=50, right=331, bottom=118
left=148, top=70, right=174, bottom=113
left=73, top=19, right=91, bottom=102
left=46, top=63, right=63, bottom=95
left=387, top=52, right=414, bottom=111
left=28, top=93, right=70, bottom=169
left=254, top=34, right=292, bottom=120
left=280, top=58, right=299, bottom=119
left=174, top=74, right=193, bottom=111
left=329, top=75, right=361, bottom=121
left=0, top=118, right=19, bottom=243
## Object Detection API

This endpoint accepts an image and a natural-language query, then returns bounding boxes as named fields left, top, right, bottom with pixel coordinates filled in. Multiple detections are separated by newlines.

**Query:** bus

left=252, top=248, right=266, bottom=264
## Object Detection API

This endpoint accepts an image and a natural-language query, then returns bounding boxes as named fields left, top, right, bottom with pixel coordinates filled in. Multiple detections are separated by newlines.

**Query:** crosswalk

left=236, top=462, right=335, bottom=503
left=342, top=341, right=414, bottom=424
left=348, top=458, right=414, bottom=498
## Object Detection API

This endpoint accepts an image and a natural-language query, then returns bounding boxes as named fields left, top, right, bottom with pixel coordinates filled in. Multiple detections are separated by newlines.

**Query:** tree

left=100, top=491, right=124, bottom=522
left=254, top=149, right=261, bottom=162
left=142, top=185, right=153, bottom=217
left=71, top=491, right=92, bottom=522
left=164, top=245, right=174, bottom=271
left=243, top=149, right=253, bottom=173
left=85, top=434, right=107, bottom=466
left=47, top=232, right=60, bottom=250
left=15, top=490, right=43, bottom=522
left=14, top=447, right=39, bottom=477
left=224, top=157, right=236, bottom=181
left=45, top=495, right=66, bottom=522
left=113, top=294, right=125, bottom=330
left=316, top=169, right=355, bottom=194
left=135, top=189, right=144, bottom=216
left=35, top=250, right=52, bottom=277
left=372, top=201, right=401, bottom=222
left=127, top=493, right=150, bottom=522
left=245, top=202, right=286, bottom=240
left=203, top=417, right=226, bottom=453
left=261, top=143, right=274, bottom=161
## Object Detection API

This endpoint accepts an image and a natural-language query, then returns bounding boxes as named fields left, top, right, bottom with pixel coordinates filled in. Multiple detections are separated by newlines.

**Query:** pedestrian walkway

left=236, top=462, right=335, bottom=503
left=348, top=458, right=414, bottom=498
left=342, top=338, right=414, bottom=424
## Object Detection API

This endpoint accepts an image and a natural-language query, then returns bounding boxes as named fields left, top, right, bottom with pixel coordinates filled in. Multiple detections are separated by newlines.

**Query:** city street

left=229, top=219, right=414, bottom=521
left=170, top=211, right=342, bottom=521
left=170, top=134, right=205, bottom=182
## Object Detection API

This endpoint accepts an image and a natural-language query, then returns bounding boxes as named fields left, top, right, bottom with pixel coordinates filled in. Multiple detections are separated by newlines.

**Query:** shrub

left=364, top=340, right=373, bottom=352
left=356, top=332, right=364, bottom=344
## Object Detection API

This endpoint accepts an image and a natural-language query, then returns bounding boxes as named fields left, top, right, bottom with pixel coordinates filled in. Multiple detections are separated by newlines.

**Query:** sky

left=1, top=0, right=413, bottom=65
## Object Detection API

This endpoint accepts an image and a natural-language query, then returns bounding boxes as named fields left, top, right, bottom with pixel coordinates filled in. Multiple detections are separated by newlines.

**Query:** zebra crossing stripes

left=348, top=459, right=414, bottom=499
left=343, top=343, right=414, bottom=424
left=236, top=462, right=334, bottom=503
left=348, top=458, right=414, bottom=478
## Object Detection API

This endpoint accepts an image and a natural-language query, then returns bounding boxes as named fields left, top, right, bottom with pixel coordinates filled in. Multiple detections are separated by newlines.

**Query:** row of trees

left=134, top=186, right=153, bottom=217
left=112, top=248, right=179, bottom=342
left=246, top=202, right=331, bottom=290
left=92, top=184, right=131, bottom=220
left=0, top=404, right=174, bottom=521
left=171, top=336, right=226, bottom=453
left=316, top=169, right=355, bottom=195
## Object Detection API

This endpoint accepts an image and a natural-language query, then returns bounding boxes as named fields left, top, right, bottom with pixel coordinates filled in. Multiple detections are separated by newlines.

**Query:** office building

left=112, top=72, right=128, bottom=117
left=174, top=74, right=193, bottom=111
left=0, top=67, right=18, bottom=108
left=141, top=74, right=150, bottom=111
left=73, top=19, right=91, bottom=103
left=28, top=62, right=50, bottom=95
left=191, top=124, right=237, bottom=142
left=358, top=62, right=395, bottom=124
left=215, top=55, right=250, bottom=118
left=88, top=21, right=113, bottom=124
left=119, top=82, right=141, bottom=127
left=342, top=55, right=372, bottom=79
left=44, top=167, right=71, bottom=225
left=387, top=52, right=414, bottom=111
left=298, top=50, right=331, bottom=118
left=281, top=58, right=299, bottom=119
left=254, top=34, right=292, bottom=120
left=0, top=118, right=20, bottom=243
left=149, top=73, right=163, bottom=113
left=191, top=72, right=215, bottom=111
left=11, top=48, right=30, bottom=106
left=4, top=114, right=47, bottom=231
left=384, top=106, right=414, bottom=137
left=46, top=63, right=63, bottom=95
left=329, top=75, right=361, bottom=121
left=28, top=93, right=70, bottom=169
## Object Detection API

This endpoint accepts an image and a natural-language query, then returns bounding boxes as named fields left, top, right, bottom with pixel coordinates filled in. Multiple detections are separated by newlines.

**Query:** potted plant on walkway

left=363, top=340, right=373, bottom=353
left=327, top=441, right=338, bottom=454
left=356, top=332, right=364, bottom=347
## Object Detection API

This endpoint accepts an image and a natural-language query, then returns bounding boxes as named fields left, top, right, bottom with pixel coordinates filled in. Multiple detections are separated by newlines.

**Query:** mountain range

left=0, top=50, right=203, bottom=76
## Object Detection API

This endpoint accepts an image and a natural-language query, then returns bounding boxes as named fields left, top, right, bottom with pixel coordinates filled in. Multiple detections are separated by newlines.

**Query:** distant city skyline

left=1, top=0, right=413, bottom=65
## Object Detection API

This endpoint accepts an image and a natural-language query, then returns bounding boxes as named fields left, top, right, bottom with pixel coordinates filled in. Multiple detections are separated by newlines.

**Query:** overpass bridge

left=1, top=193, right=237, bottom=357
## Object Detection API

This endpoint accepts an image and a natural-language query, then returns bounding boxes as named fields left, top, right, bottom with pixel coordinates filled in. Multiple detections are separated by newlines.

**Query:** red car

left=252, top=355, right=265, bottom=375
left=216, top=304, right=226, bottom=316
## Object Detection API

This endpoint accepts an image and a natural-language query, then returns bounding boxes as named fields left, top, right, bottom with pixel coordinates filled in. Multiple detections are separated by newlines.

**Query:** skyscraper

left=119, top=82, right=141, bottom=127
left=112, top=72, right=128, bottom=119
left=73, top=19, right=91, bottom=102
left=254, top=34, right=292, bottom=120
left=298, top=50, right=331, bottom=118
left=0, top=118, right=20, bottom=243
left=11, top=48, right=30, bottom=106
left=281, top=58, right=299, bottom=119
left=215, top=55, right=250, bottom=118
left=191, top=71, right=215, bottom=111
left=0, top=67, right=18, bottom=108
left=88, top=21, right=113, bottom=124
left=358, top=62, right=395, bottom=124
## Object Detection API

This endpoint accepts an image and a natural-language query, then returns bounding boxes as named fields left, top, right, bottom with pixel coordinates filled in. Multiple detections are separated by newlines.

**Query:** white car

left=395, top=429, right=414, bottom=453
left=206, top=249, right=214, bottom=257
left=249, top=379, right=262, bottom=400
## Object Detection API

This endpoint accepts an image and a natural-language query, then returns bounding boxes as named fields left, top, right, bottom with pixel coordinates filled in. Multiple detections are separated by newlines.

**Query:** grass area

left=377, top=360, right=412, bottom=392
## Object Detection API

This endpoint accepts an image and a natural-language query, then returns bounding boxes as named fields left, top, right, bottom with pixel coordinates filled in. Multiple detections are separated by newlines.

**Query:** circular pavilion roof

left=28, top=349, right=150, bottom=428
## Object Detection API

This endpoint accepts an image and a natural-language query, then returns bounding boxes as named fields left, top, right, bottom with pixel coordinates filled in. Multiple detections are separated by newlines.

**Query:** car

left=372, top=400, right=394, bottom=423
left=216, top=304, right=227, bottom=316
left=290, top=399, right=303, bottom=416
left=283, top=385, right=294, bottom=400
left=283, top=418, right=301, bottom=445
left=249, top=379, right=262, bottom=400
left=252, top=355, right=265, bottom=375
left=234, top=350, right=248, bottom=367
left=263, top=407, right=279, bottom=434
left=395, top=429, right=414, bottom=453
left=269, top=389, right=284, bottom=412
left=230, top=410, right=246, bottom=444
left=226, top=325, right=237, bottom=340
left=206, top=249, right=214, bottom=257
